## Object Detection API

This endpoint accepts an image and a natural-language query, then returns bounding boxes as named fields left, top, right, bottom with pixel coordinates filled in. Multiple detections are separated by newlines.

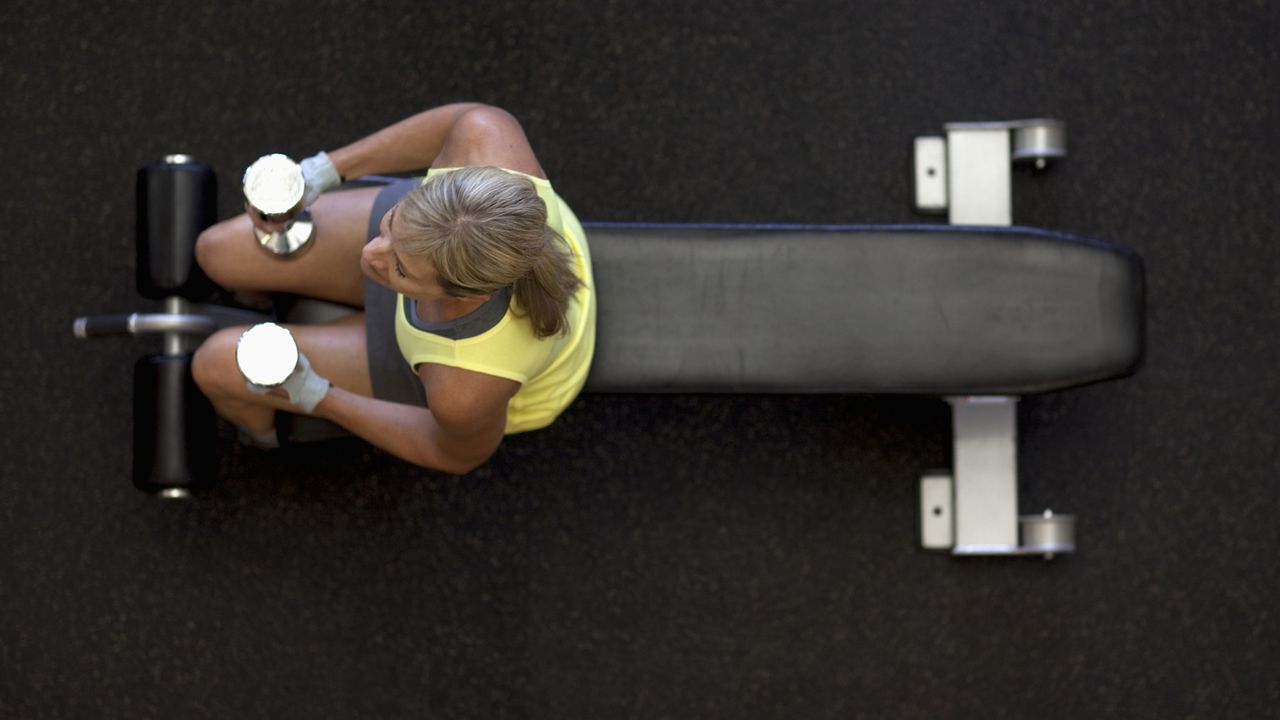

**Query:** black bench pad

left=582, top=223, right=1144, bottom=396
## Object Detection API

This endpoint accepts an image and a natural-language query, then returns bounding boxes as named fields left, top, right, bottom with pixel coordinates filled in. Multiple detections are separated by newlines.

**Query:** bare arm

left=312, top=365, right=518, bottom=475
left=326, top=103, right=545, bottom=180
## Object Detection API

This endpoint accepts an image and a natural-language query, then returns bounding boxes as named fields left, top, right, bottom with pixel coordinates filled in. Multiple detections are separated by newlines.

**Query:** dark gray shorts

left=364, top=178, right=428, bottom=408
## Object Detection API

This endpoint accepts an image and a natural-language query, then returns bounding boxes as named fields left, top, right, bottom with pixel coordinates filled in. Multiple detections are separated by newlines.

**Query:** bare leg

left=191, top=313, right=374, bottom=435
left=195, top=185, right=388, bottom=307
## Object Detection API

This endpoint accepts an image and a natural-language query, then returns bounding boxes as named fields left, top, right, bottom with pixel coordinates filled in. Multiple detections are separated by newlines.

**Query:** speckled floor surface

left=3, top=2, right=1277, bottom=717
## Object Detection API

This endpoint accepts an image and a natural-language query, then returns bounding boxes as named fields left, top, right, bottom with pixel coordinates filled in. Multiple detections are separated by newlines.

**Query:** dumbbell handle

left=74, top=312, right=217, bottom=339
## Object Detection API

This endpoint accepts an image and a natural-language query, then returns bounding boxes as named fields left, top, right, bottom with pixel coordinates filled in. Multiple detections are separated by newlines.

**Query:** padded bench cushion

left=582, top=223, right=1144, bottom=395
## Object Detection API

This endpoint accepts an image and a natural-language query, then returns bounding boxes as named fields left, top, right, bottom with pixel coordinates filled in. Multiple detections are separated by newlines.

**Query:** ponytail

left=512, top=229, right=584, bottom=338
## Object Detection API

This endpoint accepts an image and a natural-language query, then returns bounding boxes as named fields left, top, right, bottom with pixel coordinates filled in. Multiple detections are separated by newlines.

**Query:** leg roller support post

left=920, top=397, right=1076, bottom=558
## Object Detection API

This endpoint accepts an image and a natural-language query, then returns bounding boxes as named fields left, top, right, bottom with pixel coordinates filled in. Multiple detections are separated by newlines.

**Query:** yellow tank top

left=394, top=167, right=597, bottom=434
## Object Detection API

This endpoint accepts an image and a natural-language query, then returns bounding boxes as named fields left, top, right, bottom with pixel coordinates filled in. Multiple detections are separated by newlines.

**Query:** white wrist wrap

left=244, top=351, right=330, bottom=414
left=299, top=151, right=342, bottom=207
left=279, top=352, right=330, bottom=413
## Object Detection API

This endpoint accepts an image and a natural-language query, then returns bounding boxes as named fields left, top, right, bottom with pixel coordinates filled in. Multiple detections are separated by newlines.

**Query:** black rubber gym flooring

left=4, top=1, right=1277, bottom=717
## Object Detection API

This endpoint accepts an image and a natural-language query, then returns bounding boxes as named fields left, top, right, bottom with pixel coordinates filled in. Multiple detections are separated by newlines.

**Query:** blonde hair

left=396, top=166, right=583, bottom=338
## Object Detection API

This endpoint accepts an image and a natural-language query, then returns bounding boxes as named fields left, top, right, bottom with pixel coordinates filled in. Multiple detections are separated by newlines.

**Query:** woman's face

left=361, top=202, right=450, bottom=302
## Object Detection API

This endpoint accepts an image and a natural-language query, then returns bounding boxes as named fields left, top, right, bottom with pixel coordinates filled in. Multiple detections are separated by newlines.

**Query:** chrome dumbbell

left=243, top=153, right=316, bottom=257
left=235, top=322, right=300, bottom=390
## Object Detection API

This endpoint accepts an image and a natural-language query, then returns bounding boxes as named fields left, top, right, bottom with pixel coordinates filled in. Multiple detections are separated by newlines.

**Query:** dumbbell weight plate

left=243, top=153, right=305, bottom=215
left=236, top=322, right=300, bottom=389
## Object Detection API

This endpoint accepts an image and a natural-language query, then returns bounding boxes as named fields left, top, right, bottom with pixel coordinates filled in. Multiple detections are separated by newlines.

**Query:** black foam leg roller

left=133, top=354, right=217, bottom=496
left=136, top=156, right=217, bottom=301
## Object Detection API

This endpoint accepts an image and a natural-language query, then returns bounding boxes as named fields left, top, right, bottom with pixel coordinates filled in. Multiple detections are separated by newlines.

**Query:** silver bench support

left=914, top=118, right=1067, bottom=227
left=914, top=118, right=1076, bottom=557
left=919, top=398, right=1076, bottom=558
left=950, top=396, right=1020, bottom=552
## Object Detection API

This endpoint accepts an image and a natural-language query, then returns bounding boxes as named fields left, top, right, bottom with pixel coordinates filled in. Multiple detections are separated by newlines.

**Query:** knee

left=191, top=327, right=242, bottom=397
left=451, top=105, right=523, bottom=145
left=194, top=221, right=241, bottom=287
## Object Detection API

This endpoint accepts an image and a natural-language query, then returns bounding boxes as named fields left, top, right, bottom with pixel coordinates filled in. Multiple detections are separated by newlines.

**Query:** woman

left=191, top=103, right=596, bottom=474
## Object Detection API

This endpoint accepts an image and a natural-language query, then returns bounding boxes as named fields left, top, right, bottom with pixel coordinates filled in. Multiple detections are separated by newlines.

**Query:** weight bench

left=74, top=119, right=1146, bottom=559
left=579, top=220, right=1143, bottom=559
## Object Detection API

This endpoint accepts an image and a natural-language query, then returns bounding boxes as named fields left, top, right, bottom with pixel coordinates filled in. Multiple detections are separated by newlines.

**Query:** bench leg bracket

left=919, top=396, right=1076, bottom=558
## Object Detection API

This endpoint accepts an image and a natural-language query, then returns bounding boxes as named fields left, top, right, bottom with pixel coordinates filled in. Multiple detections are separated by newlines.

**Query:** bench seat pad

left=582, top=223, right=1144, bottom=395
